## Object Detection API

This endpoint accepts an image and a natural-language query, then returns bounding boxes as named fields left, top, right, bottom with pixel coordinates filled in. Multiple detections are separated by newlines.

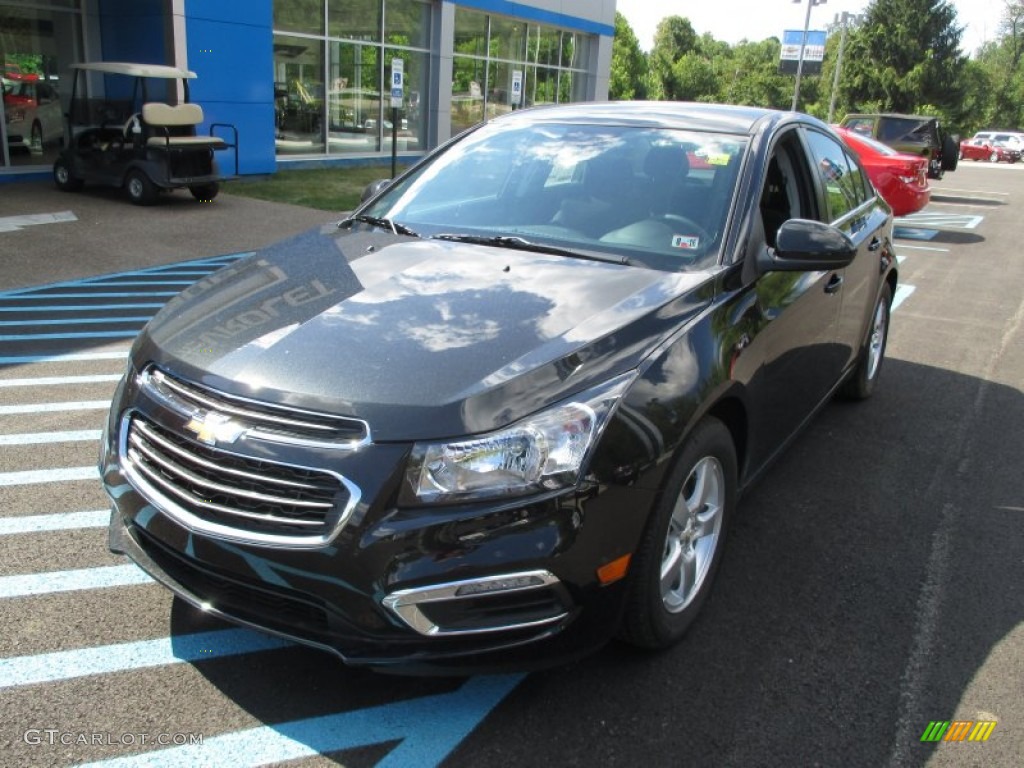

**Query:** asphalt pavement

left=0, top=165, right=1021, bottom=768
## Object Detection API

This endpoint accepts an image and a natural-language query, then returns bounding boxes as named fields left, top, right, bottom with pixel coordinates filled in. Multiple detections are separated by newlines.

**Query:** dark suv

left=840, top=113, right=958, bottom=179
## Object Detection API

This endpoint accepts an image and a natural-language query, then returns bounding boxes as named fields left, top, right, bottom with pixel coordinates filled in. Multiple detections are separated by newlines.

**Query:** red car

left=835, top=126, right=930, bottom=217
left=958, top=137, right=1020, bottom=163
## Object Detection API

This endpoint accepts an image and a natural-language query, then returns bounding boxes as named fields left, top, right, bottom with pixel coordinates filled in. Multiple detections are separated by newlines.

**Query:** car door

left=734, top=128, right=846, bottom=470
left=801, top=127, right=889, bottom=371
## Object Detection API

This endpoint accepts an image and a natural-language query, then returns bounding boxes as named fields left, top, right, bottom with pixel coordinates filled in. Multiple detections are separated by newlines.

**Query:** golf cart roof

left=70, top=62, right=197, bottom=79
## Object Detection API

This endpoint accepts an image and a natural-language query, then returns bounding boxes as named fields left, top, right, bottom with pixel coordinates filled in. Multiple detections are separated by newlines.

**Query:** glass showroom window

left=274, top=34, right=326, bottom=155
left=449, top=9, right=594, bottom=139
left=1, top=1, right=83, bottom=170
left=275, top=0, right=430, bottom=158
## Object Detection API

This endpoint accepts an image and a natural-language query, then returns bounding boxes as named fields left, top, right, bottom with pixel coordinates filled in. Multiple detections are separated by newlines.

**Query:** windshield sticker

left=672, top=235, right=700, bottom=250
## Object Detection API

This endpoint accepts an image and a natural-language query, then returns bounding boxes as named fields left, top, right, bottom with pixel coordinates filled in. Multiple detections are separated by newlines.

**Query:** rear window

left=878, top=118, right=936, bottom=144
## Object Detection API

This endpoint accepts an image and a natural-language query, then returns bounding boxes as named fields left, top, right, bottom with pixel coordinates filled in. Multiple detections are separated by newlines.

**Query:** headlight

left=403, top=372, right=635, bottom=505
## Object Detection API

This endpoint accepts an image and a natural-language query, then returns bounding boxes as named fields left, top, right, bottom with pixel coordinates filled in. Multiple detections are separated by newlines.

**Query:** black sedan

left=102, top=102, right=897, bottom=673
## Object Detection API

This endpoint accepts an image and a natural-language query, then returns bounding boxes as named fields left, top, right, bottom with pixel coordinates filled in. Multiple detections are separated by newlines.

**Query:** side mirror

left=758, top=219, right=856, bottom=273
left=361, top=178, right=391, bottom=203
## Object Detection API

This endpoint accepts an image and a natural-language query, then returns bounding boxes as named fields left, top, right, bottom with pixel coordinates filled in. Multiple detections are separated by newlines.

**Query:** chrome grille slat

left=132, top=418, right=326, bottom=492
left=120, top=414, right=360, bottom=546
left=143, top=367, right=369, bottom=446
left=155, top=371, right=335, bottom=433
left=128, top=451, right=323, bottom=528
left=127, top=433, right=333, bottom=510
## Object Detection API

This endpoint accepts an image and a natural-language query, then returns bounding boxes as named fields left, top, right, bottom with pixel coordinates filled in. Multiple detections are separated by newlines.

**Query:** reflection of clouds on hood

left=401, top=317, right=501, bottom=351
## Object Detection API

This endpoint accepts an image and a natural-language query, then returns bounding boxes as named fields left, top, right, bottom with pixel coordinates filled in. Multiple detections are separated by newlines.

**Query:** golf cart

left=53, top=62, right=237, bottom=205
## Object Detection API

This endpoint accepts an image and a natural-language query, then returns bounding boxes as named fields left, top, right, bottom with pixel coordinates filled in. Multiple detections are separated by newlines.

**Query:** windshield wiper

left=339, top=214, right=420, bottom=238
left=432, top=234, right=628, bottom=265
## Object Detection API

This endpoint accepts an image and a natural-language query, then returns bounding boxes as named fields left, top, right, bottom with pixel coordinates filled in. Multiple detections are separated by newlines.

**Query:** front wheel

left=618, top=416, right=737, bottom=650
left=189, top=182, right=219, bottom=202
left=840, top=282, right=892, bottom=400
left=53, top=157, right=83, bottom=191
left=126, top=169, right=158, bottom=206
left=990, top=151, right=1000, bottom=163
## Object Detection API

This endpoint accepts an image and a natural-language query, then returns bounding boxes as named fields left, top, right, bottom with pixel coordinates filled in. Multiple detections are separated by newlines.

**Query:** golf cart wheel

left=126, top=169, right=158, bottom=206
left=53, top=157, right=84, bottom=192
left=189, top=182, right=219, bottom=202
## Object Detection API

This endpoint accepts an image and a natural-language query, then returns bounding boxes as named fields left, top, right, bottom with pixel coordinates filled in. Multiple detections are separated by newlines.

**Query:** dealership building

left=1, top=0, right=615, bottom=180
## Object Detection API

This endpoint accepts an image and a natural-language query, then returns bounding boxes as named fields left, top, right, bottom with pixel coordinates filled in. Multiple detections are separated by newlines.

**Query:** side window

left=841, top=145, right=872, bottom=203
left=804, top=130, right=864, bottom=222
left=845, top=118, right=874, bottom=136
left=759, top=136, right=811, bottom=248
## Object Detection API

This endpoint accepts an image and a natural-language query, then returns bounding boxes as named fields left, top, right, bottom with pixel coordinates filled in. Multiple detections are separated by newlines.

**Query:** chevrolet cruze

left=102, top=102, right=897, bottom=673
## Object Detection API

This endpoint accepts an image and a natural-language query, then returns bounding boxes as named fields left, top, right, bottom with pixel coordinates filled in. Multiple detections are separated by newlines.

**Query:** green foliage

left=610, top=12, right=648, bottom=100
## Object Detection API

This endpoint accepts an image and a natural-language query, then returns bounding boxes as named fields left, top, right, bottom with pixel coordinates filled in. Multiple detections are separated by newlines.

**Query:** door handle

left=868, top=237, right=882, bottom=252
left=825, top=273, right=844, bottom=294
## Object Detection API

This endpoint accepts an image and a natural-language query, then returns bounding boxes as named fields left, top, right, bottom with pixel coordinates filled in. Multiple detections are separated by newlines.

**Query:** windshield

left=361, top=120, right=748, bottom=270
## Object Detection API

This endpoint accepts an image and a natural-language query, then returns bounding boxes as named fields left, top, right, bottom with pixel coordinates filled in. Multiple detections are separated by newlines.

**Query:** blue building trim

left=448, top=0, right=615, bottom=36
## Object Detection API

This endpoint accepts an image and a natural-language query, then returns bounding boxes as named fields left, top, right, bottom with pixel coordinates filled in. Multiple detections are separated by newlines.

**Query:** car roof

left=844, top=113, right=939, bottom=121
left=494, top=101, right=782, bottom=136
left=70, top=62, right=197, bottom=79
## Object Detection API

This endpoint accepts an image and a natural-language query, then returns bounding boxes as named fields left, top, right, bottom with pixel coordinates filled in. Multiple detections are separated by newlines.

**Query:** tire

left=30, top=122, right=43, bottom=155
left=189, top=182, right=219, bottom=202
left=840, top=282, right=893, bottom=400
left=126, top=169, right=158, bottom=206
left=940, top=134, right=958, bottom=172
left=618, top=416, right=737, bottom=650
left=989, top=151, right=999, bottom=163
left=53, top=157, right=83, bottom=192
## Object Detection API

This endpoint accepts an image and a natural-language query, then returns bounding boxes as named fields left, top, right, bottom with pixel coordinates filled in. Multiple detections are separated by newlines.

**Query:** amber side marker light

left=597, top=554, right=632, bottom=585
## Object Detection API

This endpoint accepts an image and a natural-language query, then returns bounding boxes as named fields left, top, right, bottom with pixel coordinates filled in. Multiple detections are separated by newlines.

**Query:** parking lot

left=1, top=166, right=1021, bottom=767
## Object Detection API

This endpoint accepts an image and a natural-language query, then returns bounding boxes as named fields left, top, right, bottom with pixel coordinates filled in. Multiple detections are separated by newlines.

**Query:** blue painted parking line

left=76, top=674, right=524, bottom=768
left=0, top=563, right=152, bottom=599
left=0, top=292, right=182, bottom=299
left=0, top=350, right=129, bottom=364
left=0, top=303, right=164, bottom=312
left=0, top=628, right=290, bottom=689
left=0, top=330, right=141, bottom=341
left=0, top=317, right=152, bottom=327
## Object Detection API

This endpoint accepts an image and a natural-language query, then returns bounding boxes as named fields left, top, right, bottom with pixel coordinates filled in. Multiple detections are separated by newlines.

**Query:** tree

left=610, top=12, right=648, bottom=100
left=842, top=0, right=966, bottom=117
left=648, top=16, right=700, bottom=99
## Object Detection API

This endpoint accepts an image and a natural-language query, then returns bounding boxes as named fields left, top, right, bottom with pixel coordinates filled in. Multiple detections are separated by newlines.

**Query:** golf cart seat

left=140, top=102, right=228, bottom=150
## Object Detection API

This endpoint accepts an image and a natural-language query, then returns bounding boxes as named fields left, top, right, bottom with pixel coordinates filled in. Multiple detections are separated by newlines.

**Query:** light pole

left=826, top=11, right=864, bottom=123
left=791, top=0, right=827, bottom=112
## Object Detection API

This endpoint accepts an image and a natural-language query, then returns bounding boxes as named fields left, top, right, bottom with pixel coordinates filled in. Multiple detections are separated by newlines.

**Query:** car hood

left=135, top=226, right=711, bottom=440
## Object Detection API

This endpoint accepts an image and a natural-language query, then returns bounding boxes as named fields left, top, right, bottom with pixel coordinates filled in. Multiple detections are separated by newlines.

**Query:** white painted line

left=0, top=509, right=109, bottom=535
left=898, top=213, right=984, bottom=229
left=0, top=317, right=151, bottom=327
left=0, top=210, right=77, bottom=233
left=0, top=466, right=99, bottom=486
left=0, top=330, right=140, bottom=341
left=893, top=244, right=950, bottom=252
left=0, top=429, right=102, bottom=445
left=0, top=374, right=121, bottom=387
left=75, top=674, right=524, bottom=768
left=0, top=400, right=109, bottom=415
left=892, top=285, right=916, bottom=312
left=0, top=563, right=152, bottom=599
left=896, top=255, right=907, bottom=264
left=0, top=304, right=163, bottom=312
left=0, top=628, right=290, bottom=689
left=0, top=350, right=128, bottom=364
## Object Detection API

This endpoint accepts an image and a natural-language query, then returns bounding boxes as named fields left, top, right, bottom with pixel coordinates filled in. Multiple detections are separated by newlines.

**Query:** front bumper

left=102, top=367, right=657, bottom=673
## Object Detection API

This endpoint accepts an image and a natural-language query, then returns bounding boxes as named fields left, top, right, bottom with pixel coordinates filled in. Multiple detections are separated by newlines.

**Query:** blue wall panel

left=184, top=0, right=276, bottom=175
left=98, top=0, right=165, bottom=67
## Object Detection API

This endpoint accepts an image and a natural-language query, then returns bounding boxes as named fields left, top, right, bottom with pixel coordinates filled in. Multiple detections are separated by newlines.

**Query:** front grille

left=124, top=413, right=353, bottom=541
left=143, top=367, right=368, bottom=445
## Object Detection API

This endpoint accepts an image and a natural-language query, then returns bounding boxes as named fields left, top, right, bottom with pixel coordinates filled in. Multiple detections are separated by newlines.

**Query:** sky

left=614, top=0, right=1006, bottom=58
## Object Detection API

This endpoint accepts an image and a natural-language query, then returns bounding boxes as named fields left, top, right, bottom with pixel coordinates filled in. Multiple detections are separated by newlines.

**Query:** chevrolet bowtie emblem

left=183, top=411, right=246, bottom=446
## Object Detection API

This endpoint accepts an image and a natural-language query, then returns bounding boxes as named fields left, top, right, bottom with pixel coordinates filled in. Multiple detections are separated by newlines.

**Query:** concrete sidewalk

left=0, top=180, right=336, bottom=291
